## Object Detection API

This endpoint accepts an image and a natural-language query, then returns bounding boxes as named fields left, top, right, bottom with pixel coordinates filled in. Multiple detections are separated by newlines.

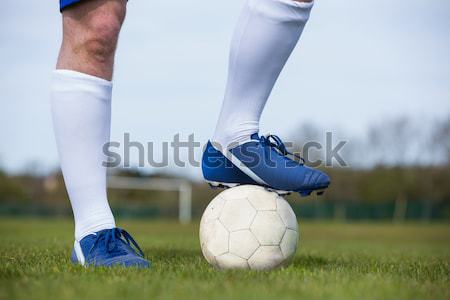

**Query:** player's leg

left=51, top=0, right=149, bottom=267
left=55, top=0, right=124, bottom=238
left=203, top=0, right=330, bottom=196
left=214, top=0, right=313, bottom=147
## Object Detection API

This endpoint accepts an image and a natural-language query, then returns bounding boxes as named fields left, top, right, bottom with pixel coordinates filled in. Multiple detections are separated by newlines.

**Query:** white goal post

left=107, top=176, right=192, bottom=224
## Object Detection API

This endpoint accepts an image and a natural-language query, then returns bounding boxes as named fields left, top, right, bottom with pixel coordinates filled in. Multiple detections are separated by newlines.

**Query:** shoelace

left=260, top=134, right=305, bottom=164
left=90, top=228, right=145, bottom=258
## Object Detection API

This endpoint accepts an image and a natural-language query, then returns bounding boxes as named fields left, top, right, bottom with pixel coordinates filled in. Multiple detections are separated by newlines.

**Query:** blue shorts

left=60, top=0, right=81, bottom=11
left=60, top=0, right=127, bottom=11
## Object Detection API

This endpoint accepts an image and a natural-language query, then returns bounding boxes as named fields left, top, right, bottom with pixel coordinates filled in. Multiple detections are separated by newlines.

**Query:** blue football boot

left=202, top=133, right=330, bottom=197
left=71, top=228, right=150, bottom=268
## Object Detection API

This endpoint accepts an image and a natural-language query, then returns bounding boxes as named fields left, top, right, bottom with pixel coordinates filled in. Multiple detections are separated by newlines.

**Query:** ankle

left=213, top=123, right=259, bottom=150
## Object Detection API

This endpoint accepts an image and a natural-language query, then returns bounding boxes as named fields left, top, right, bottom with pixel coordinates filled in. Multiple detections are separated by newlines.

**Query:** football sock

left=213, top=0, right=313, bottom=149
left=51, top=69, right=116, bottom=241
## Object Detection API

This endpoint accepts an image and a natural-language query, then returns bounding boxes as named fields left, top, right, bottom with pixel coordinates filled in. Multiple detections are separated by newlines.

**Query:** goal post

left=107, top=176, right=192, bottom=224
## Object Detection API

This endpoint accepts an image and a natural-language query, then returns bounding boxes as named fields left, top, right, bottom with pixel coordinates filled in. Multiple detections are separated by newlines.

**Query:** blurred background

left=1, top=0, right=449, bottom=222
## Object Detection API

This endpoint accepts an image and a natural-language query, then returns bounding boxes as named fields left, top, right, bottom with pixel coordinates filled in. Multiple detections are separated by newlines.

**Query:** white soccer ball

left=199, top=185, right=299, bottom=270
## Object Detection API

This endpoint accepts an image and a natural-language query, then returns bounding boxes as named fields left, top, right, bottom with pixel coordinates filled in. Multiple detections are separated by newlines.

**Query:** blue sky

left=0, top=0, right=449, bottom=177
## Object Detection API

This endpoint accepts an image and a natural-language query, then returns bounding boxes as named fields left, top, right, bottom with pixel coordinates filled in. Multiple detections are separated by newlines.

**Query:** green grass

left=0, top=218, right=449, bottom=300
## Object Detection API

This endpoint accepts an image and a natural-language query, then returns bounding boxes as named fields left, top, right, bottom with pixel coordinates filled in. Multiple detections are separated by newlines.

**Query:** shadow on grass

left=145, top=247, right=201, bottom=262
left=291, top=254, right=332, bottom=270
left=143, top=247, right=445, bottom=282
left=145, top=247, right=336, bottom=271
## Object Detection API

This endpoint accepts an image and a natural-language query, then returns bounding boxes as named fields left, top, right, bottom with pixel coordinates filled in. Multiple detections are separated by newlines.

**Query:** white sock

left=51, top=70, right=116, bottom=241
left=213, top=0, right=313, bottom=149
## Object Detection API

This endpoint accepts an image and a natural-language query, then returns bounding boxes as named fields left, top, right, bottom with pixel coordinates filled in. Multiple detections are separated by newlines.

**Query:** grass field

left=0, top=218, right=449, bottom=300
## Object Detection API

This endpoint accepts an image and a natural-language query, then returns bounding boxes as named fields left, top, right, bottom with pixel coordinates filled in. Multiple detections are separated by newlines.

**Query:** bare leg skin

left=57, top=0, right=127, bottom=80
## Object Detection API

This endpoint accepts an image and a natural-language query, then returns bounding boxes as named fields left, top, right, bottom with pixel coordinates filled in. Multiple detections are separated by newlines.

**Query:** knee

left=63, top=1, right=126, bottom=65
left=81, top=15, right=123, bottom=64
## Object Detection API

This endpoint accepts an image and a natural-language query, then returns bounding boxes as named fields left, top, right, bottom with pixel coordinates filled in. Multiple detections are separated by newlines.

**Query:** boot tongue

left=250, top=133, right=259, bottom=140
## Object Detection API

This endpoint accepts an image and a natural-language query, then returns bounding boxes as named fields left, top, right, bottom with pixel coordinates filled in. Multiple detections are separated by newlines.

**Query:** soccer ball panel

left=219, top=198, right=256, bottom=232
left=215, top=253, right=249, bottom=270
left=202, top=194, right=226, bottom=223
left=199, top=195, right=226, bottom=244
left=247, top=187, right=277, bottom=211
left=250, top=211, right=286, bottom=245
left=248, top=246, right=285, bottom=270
left=204, top=219, right=229, bottom=257
left=280, top=228, right=298, bottom=260
left=276, top=196, right=298, bottom=230
left=229, top=229, right=260, bottom=259
left=201, top=241, right=217, bottom=266
left=220, top=185, right=252, bottom=199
